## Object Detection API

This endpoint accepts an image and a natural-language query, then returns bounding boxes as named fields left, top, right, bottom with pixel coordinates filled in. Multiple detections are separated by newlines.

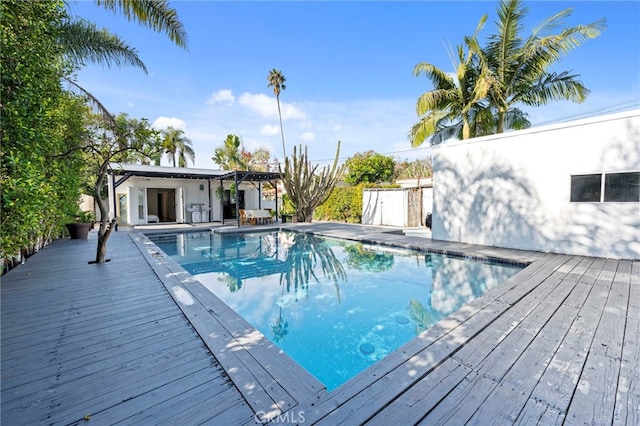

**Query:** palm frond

left=63, top=77, right=117, bottom=128
left=95, top=0, right=188, bottom=49
left=519, top=71, right=589, bottom=106
left=58, top=19, right=147, bottom=72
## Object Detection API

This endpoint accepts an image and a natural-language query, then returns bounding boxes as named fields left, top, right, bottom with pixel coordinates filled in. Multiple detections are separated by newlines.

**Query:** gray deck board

left=1, top=231, right=254, bottom=425
left=2, top=222, right=637, bottom=425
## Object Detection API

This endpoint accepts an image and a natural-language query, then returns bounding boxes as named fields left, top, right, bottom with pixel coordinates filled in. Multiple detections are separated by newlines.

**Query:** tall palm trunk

left=276, top=94, right=286, bottom=158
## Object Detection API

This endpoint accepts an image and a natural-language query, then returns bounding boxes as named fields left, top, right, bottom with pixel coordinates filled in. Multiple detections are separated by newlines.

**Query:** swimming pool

left=147, top=230, right=524, bottom=391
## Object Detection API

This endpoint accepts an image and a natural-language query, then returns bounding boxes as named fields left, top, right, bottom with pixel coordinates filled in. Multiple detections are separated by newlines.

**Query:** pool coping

left=130, top=223, right=547, bottom=422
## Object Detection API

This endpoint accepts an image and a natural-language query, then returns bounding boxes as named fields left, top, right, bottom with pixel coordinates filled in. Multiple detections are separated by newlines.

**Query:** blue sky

left=70, top=1, right=640, bottom=169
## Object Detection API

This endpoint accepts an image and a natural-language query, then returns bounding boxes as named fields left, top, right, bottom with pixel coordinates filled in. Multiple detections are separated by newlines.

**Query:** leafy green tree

left=83, top=112, right=160, bottom=263
left=394, top=157, right=433, bottom=180
left=268, top=68, right=287, bottom=157
left=481, top=0, right=605, bottom=133
left=344, top=151, right=395, bottom=185
left=161, top=127, right=194, bottom=167
left=314, top=185, right=363, bottom=224
left=0, top=0, right=85, bottom=266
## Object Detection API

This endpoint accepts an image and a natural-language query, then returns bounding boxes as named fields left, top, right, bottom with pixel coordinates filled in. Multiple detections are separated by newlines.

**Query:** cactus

left=279, top=142, right=345, bottom=222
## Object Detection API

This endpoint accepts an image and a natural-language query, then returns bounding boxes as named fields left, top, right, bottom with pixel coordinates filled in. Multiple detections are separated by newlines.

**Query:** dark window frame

left=570, top=171, right=640, bottom=203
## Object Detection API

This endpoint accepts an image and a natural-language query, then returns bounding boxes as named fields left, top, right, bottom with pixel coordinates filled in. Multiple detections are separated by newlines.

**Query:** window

left=570, top=174, right=601, bottom=202
left=604, top=172, right=640, bottom=202
left=570, top=171, right=640, bottom=203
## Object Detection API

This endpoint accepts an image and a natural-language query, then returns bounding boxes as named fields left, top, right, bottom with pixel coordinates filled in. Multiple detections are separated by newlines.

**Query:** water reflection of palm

left=270, top=233, right=347, bottom=342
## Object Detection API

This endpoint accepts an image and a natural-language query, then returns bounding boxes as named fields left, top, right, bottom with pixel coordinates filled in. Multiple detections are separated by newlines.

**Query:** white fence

left=362, top=187, right=433, bottom=227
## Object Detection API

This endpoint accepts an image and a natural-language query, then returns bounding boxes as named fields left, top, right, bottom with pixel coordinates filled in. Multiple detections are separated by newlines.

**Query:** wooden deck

left=1, top=231, right=255, bottom=425
left=2, top=222, right=638, bottom=425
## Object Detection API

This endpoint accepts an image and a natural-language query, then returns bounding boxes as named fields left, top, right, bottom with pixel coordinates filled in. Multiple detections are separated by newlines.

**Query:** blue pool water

left=148, top=230, right=524, bottom=391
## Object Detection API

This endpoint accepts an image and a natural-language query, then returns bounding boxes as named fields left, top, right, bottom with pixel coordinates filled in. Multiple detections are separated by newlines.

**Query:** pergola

left=108, top=163, right=281, bottom=227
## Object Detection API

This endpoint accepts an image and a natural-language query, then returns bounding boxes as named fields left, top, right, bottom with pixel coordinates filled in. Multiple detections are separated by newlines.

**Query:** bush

left=314, top=184, right=363, bottom=223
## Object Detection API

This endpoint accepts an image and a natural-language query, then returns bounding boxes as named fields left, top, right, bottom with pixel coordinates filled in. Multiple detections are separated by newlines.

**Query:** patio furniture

left=244, top=209, right=273, bottom=225
left=239, top=209, right=252, bottom=225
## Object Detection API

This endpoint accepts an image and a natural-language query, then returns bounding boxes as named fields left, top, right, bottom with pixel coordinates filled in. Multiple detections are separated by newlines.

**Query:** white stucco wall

left=432, top=110, right=640, bottom=259
left=108, top=175, right=274, bottom=224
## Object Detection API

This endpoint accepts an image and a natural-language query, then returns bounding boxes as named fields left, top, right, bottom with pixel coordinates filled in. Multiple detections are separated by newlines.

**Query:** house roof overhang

left=108, top=163, right=281, bottom=186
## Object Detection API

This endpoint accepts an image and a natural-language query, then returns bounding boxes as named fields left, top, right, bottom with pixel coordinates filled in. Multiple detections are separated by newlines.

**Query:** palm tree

left=481, top=0, right=606, bottom=133
left=212, top=134, right=247, bottom=170
left=267, top=68, right=287, bottom=158
left=162, top=127, right=195, bottom=167
left=410, top=17, right=491, bottom=147
left=58, top=1, right=188, bottom=122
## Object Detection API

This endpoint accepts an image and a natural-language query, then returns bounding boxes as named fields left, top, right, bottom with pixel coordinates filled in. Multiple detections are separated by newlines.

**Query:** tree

left=212, top=134, right=247, bottom=170
left=161, top=127, right=194, bottom=167
left=280, top=143, right=346, bottom=222
left=344, top=151, right=395, bottom=185
left=409, top=0, right=604, bottom=147
left=59, top=0, right=188, bottom=122
left=481, top=0, right=605, bottom=133
left=268, top=68, right=287, bottom=158
left=395, top=157, right=433, bottom=180
left=212, top=134, right=272, bottom=171
left=1, top=1, right=86, bottom=268
left=83, top=112, right=160, bottom=263
left=410, top=16, right=493, bottom=147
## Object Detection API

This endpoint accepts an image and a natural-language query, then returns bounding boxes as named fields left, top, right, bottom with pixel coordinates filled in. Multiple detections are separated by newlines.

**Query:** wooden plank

left=418, top=372, right=497, bottom=424
left=367, top=359, right=471, bottom=425
left=2, top=327, right=200, bottom=408
left=1, top=313, right=184, bottom=373
left=515, top=398, right=564, bottom=425
left=614, top=317, right=640, bottom=426
left=497, top=255, right=573, bottom=306
left=1, top=307, right=179, bottom=358
left=566, top=353, right=620, bottom=425
left=454, top=272, right=576, bottom=372
left=65, top=366, right=230, bottom=425
left=469, top=303, right=580, bottom=422
left=594, top=258, right=620, bottom=286
left=563, top=256, right=596, bottom=282
left=156, top=386, right=252, bottom=425
left=530, top=283, right=608, bottom=413
left=578, top=257, right=608, bottom=284
left=44, top=346, right=215, bottom=424
left=474, top=301, right=568, bottom=383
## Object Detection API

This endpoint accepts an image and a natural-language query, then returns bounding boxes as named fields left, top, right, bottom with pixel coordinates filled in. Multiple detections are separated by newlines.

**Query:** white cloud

left=261, top=124, right=280, bottom=136
left=238, top=92, right=306, bottom=120
left=301, top=131, right=315, bottom=141
left=152, top=116, right=186, bottom=130
left=206, top=89, right=235, bottom=105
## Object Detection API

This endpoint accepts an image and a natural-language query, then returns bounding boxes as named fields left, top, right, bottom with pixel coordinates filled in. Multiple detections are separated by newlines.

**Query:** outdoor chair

left=239, top=209, right=250, bottom=226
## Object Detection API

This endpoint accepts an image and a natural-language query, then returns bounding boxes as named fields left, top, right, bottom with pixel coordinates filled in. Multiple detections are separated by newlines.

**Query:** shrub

left=314, top=184, right=363, bottom=223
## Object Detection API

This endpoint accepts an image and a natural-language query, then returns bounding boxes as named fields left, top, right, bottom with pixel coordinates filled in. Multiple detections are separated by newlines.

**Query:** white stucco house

left=431, top=109, right=640, bottom=259
left=106, top=163, right=280, bottom=226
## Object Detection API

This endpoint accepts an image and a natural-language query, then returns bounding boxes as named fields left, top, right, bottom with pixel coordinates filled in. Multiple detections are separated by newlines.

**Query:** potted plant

left=65, top=210, right=95, bottom=239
